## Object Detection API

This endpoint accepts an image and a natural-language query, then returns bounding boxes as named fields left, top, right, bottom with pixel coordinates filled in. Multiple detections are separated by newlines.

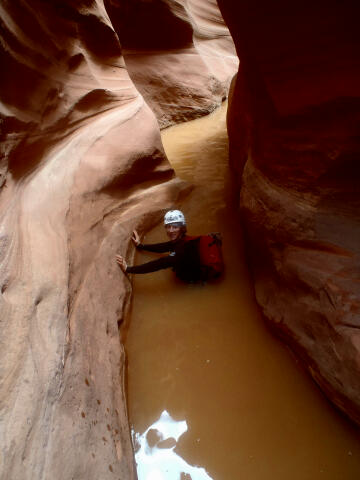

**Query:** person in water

left=116, top=210, right=205, bottom=283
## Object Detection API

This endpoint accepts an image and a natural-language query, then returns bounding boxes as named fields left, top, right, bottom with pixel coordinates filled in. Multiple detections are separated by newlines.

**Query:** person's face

left=165, top=223, right=183, bottom=241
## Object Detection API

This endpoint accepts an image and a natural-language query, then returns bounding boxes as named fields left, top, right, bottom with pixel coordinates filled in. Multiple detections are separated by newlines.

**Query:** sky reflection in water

left=133, top=410, right=213, bottom=480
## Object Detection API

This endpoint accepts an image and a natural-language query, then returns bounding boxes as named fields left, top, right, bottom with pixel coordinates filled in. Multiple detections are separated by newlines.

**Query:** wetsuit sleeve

left=126, top=255, right=175, bottom=274
left=137, top=241, right=174, bottom=253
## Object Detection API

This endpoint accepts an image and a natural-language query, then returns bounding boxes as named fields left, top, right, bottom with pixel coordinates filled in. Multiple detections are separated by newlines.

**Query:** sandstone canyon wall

left=0, top=1, right=188, bottom=478
left=0, top=0, right=237, bottom=478
left=105, top=0, right=238, bottom=128
left=218, top=0, right=360, bottom=423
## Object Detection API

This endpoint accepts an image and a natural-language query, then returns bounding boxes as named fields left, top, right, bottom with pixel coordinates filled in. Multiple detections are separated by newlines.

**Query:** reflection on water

left=133, top=410, right=213, bottom=480
left=126, top=102, right=360, bottom=480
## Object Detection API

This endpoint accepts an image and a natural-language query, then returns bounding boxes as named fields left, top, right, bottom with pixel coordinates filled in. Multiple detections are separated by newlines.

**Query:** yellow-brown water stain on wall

left=125, top=103, right=360, bottom=480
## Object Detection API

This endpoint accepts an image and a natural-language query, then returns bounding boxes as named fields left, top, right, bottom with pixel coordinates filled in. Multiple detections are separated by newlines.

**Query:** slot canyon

left=0, top=1, right=359, bottom=479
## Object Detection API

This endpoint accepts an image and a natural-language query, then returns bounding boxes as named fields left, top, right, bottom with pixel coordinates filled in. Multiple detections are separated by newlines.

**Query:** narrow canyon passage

left=124, top=104, right=360, bottom=480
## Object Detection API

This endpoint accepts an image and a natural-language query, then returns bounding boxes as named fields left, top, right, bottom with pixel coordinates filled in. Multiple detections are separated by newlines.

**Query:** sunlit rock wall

left=0, top=1, right=185, bottom=478
left=105, top=0, right=238, bottom=128
left=218, top=0, right=360, bottom=423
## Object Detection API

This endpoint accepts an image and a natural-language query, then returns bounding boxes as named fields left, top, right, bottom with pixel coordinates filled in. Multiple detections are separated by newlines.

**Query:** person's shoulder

left=183, top=235, right=199, bottom=242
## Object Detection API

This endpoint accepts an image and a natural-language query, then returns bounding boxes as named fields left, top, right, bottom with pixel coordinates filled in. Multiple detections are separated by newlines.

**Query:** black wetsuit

left=126, top=235, right=203, bottom=283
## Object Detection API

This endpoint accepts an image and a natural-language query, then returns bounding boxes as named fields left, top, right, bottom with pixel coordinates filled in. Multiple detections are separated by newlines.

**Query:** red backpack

left=185, top=233, right=224, bottom=280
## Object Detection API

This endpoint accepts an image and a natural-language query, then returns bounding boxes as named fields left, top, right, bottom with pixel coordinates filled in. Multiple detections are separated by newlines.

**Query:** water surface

left=125, top=103, right=360, bottom=479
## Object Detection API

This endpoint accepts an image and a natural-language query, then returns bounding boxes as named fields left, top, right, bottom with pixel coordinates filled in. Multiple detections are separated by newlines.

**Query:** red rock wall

left=218, top=0, right=360, bottom=423
left=0, top=1, right=186, bottom=478
left=105, top=0, right=238, bottom=127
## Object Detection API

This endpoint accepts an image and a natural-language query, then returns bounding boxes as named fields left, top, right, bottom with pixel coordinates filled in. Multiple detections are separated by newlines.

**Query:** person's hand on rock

left=132, top=230, right=140, bottom=246
left=116, top=254, right=127, bottom=272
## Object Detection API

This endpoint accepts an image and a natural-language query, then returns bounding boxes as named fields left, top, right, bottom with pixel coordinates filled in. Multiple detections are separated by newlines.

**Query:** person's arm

left=137, top=241, right=174, bottom=253
left=126, top=255, right=175, bottom=274
left=132, top=229, right=174, bottom=253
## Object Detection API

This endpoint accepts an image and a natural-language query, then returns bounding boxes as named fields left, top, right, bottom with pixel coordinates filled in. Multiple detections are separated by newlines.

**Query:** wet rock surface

left=218, top=0, right=360, bottom=423
left=0, top=1, right=186, bottom=478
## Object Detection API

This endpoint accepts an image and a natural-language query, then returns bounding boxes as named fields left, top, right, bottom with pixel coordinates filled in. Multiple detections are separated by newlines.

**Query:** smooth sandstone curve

left=0, top=1, right=185, bottom=478
left=218, top=0, right=360, bottom=424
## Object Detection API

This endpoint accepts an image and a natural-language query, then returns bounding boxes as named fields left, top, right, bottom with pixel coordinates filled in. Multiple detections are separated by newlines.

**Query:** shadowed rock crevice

left=105, top=0, right=194, bottom=50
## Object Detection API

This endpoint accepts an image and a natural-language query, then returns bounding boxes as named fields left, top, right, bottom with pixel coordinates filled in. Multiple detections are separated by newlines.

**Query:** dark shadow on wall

left=104, top=0, right=194, bottom=50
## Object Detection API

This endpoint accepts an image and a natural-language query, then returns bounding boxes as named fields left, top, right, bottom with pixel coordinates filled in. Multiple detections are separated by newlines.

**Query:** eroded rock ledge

left=218, top=0, right=360, bottom=423
left=105, top=0, right=238, bottom=128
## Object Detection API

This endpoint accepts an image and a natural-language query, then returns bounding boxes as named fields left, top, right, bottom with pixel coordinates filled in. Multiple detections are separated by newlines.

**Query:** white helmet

left=164, top=210, right=186, bottom=226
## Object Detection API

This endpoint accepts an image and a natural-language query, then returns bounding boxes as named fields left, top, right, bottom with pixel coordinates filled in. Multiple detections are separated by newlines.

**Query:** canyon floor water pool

left=124, top=103, right=360, bottom=480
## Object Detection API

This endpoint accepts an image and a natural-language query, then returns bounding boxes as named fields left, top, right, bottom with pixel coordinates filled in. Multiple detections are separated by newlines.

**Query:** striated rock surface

left=0, top=1, right=185, bottom=478
left=218, top=0, right=360, bottom=423
left=105, top=0, right=238, bottom=128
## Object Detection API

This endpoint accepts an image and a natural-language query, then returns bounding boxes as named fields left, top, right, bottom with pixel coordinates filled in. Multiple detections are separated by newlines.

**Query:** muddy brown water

left=125, top=103, right=360, bottom=479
